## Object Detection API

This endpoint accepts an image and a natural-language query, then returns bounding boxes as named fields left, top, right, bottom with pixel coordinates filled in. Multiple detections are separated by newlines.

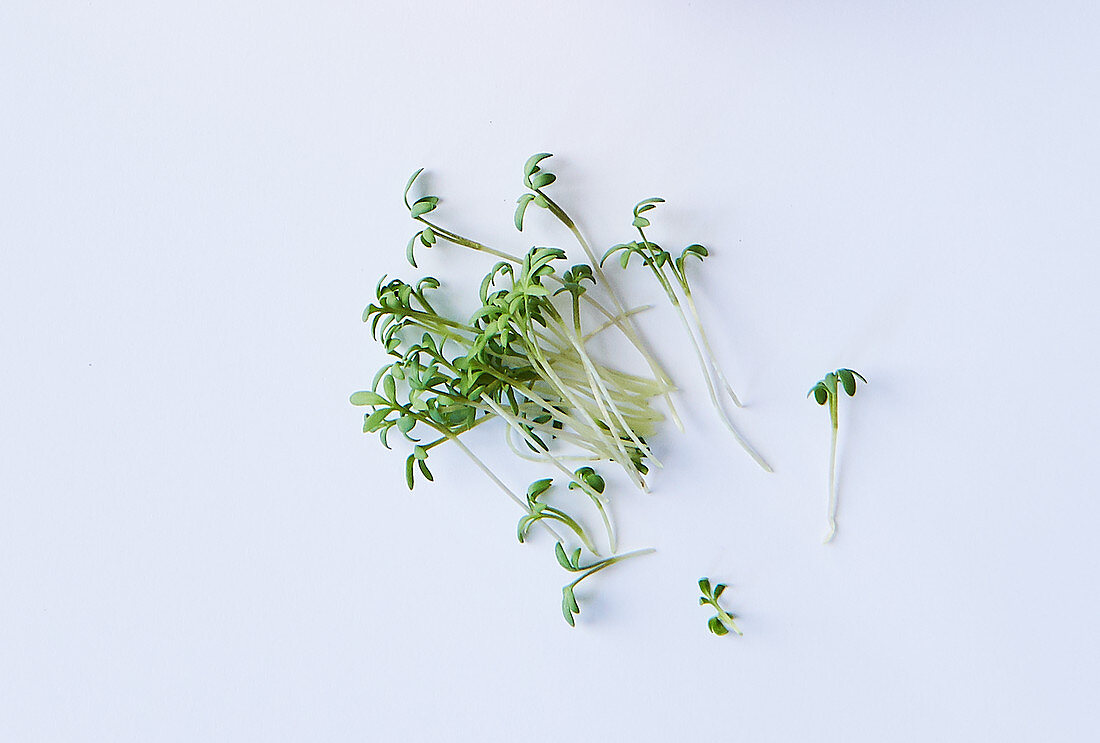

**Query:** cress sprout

left=698, top=577, right=743, bottom=637
left=808, top=368, right=867, bottom=543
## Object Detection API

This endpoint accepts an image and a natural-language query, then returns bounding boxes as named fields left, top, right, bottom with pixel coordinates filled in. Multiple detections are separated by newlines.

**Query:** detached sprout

left=808, top=368, right=867, bottom=543
left=698, top=577, right=742, bottom=637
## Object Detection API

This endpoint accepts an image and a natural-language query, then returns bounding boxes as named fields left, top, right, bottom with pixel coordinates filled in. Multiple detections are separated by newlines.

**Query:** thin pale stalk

left=682, top=286, right=743, bottom=408
left=668, top=287, right=772, bottom=472
left=557, top=329, right=661, bottom=468
left=518, top=320, right=648, bottom=490
left=503, top=425, right=596, bottom=463
left=582, top=305, right=654, bottom=342
left=824, top=421, right=838, bottom=544
left=444, top=432, right=565, bottom=544
left=567, top=547, right=657, bottom=589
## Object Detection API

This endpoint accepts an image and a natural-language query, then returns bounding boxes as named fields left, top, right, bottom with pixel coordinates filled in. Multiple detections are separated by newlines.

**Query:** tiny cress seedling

left=698, top=577, right=742, bottom=637
left=808, top=368, right=868, bottom=543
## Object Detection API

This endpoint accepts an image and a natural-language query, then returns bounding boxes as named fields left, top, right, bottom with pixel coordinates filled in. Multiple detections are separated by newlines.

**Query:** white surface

left=2, top=2, right=1098, bottom=740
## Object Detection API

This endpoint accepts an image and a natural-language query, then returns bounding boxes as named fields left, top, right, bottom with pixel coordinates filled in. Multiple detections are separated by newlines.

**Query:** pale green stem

left=824, top=414, right=839, bottom=544
left=668, top=285, right=772, bottom=472
left=443, top=431, right=566, bottom=544
left=682, top=286, right=742, bottom=408
left=546, top=321, right=661, bottom=467
left=569, top=341, right=661, bottom=468
left=718, top=609, right=744, bottom=636
left=582, top=305, right=654, bottom=342
left=567, top=547, right=656, bottom=589
left=503, top=425, right=597, bottom=463
left=519, top=319, right=647, bottom=490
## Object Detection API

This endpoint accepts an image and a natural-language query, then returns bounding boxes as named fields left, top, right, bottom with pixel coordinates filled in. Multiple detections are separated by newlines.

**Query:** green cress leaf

left=562, top=585, right=578, bottom=626
left=350, top=390, right=387, bottom=406
left=555, top=542, right=573, bottom=571
left=403, top=167, right=424, bottom=209
left=838, top=369, right=856, bottom=396
left=531, top=172, right=556, bottom=189
left=528, top=478, right=553, bottom=499
left=515, top=193, right=535, bottom=231
left=363, top=409, right=388, bottom=431
left=682, top=244, right=708, bottom=261
left=523, top=152, right=553, bottom=179
left=583, top=471, right=605, bottom=493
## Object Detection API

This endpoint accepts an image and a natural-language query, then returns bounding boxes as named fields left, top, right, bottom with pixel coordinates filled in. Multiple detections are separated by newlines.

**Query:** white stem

left=503, top=424, right=596, bottom=463
left=486, top=385, right=623, bottom=461
left=582, top=305, right=654, bottom=342
left=824, top=423, right=838, bottom=543
left=522, top=329, right=647, bottom=490
left=446, top=433, right=565, bottom=543
left=718, top=611, right=744, bottom=636
left=670, top=292, right=772, bottom=472
left=552, top=324, right=661, bottom=468
left=548, top=362, right=669, bottom=413
left=682, top=288, right=742, bottom=408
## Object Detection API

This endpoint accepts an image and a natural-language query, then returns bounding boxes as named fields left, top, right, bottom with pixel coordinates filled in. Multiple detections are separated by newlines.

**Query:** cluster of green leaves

left=602, top=199, right=708, bottom=295
left=698, top=577, right=743, bottom=637
left=403, top=168, right=440, bottom=267
left=354, top=153, right=683, bottom=625
left=513, top=153, right=557, bottom=230
left=809, top=368, right=867, bottom=406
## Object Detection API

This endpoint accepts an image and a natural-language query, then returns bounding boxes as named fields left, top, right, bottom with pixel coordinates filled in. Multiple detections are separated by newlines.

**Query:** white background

left=2, top=2, right=1098, bottom=740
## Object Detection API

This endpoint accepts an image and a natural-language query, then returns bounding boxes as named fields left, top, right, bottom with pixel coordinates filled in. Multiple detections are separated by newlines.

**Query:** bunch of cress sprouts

left=352, top=154, right=768, bottom=624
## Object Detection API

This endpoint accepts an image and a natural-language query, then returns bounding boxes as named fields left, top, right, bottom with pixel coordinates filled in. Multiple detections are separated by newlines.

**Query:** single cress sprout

left=698, top=577, right=743, bottom=637
left=808, top=368, right=867, bottom=543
